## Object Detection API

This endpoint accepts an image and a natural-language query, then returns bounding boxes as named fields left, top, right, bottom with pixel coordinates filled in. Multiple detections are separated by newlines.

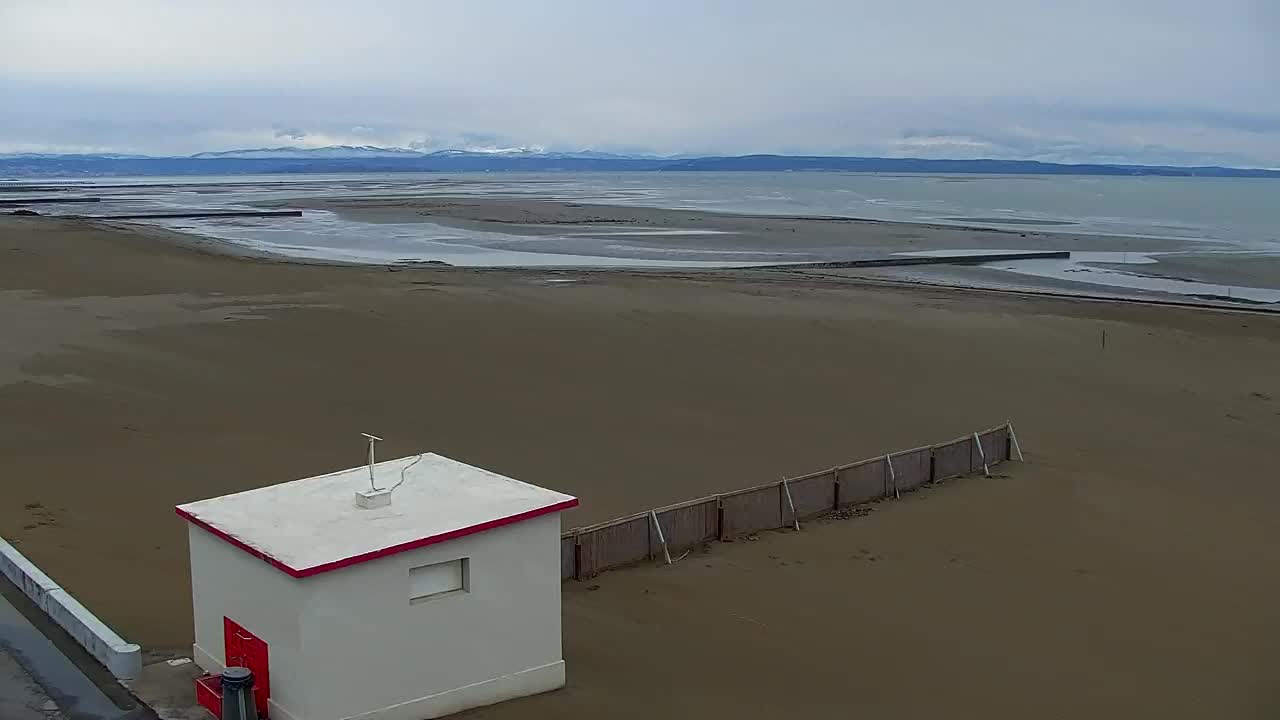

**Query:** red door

left=224, top=617, right=271, bottom=718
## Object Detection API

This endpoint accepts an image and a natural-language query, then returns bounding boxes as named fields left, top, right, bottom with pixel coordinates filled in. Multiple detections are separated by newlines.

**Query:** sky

left=1, top=0, right=1278, bottom=167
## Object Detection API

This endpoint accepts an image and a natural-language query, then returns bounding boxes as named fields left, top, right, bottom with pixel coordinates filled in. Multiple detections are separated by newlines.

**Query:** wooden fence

left=562, top=423, right=1018, bottom=580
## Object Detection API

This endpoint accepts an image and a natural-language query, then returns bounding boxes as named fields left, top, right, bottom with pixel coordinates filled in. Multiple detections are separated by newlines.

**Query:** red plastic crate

left=195, top=674, right=223, bottom=719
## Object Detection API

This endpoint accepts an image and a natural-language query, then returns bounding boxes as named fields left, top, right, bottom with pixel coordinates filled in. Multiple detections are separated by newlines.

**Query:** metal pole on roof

left=361, top=433, right=383, bottom=490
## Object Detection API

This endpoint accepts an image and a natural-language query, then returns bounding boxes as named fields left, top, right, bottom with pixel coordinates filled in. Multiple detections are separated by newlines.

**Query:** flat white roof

left=176, top=453, right=577, bottom=578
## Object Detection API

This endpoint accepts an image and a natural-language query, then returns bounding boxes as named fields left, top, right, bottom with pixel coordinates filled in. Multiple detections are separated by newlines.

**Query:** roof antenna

left=361, top=433, right=383, bottom=490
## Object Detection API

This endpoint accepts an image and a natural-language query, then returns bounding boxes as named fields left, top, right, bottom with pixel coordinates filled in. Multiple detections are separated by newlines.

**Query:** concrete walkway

left=0, top=576, right=147, bottom=720
left=0, top=644, right=63, bottom=720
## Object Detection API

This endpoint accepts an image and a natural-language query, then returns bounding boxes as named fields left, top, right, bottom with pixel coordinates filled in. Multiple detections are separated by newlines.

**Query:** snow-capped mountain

left=186, top=146, right=652, bottom=160
left=190, top=145, right=428, bottom=159
left=431, top=147, right=541, bottom=156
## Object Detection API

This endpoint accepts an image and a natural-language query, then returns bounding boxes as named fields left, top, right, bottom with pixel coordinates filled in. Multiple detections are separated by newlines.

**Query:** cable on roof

left=387, top=454, right=424, bottom=493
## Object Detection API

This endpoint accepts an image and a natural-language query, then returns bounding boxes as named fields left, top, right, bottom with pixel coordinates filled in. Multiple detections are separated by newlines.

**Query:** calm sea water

left=516, top=172, right=1280, bottom=249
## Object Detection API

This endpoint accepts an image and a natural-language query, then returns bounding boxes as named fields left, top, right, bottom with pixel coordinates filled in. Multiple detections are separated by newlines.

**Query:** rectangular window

left=409, top=558, right=468, bottom=603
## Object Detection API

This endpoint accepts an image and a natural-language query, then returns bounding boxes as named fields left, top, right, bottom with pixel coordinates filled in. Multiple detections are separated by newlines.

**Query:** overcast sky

left=2, top=0, right=1277, bottom=166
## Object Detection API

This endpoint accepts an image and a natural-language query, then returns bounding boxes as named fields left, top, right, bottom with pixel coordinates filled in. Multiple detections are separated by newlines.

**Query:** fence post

left=886, top=454, right=899, bottom=499
left=573, top=533, right=585, bottom=581
left=716, top=496, right=726, bottom=541
left=832, top=467, right=841, bottom=509
left=972, top=432, right=990, bottom=476
left=649, top=510, right=672, bottom=565
left=929, top=448, right=937, bottom=483
left=567, top=530, right=578, bottom=581
left=781, top=479, right=800, bottom=531
left=1007, top=422, right=1025, bottom=461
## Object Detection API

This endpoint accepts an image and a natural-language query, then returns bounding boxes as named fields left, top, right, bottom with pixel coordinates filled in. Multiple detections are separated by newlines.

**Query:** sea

left=5, top=172, right=1280, bottom=302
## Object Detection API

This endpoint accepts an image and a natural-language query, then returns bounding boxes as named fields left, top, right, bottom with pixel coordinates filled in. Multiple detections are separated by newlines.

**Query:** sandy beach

left=3, top=214, right=1279, bottom=717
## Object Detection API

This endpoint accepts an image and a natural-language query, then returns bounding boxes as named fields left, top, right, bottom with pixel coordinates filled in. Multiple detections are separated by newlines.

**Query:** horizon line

left=2, top=146, right=1278, bottom=173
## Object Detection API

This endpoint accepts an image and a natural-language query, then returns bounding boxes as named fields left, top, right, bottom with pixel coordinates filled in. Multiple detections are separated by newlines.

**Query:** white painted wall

left=296, top=513, right=564, bottom=720
left=188, top=513, right=565, bottom=720
left=188, top=525, right=310, bottom=720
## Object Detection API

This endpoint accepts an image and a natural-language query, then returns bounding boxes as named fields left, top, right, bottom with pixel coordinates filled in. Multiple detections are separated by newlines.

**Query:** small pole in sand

left=361, top=433, right=383, bottom=490
left=781, top=478, right=800, bottom=531
left=1102, top=329, right=1107, bottom=349
left=886, top=454, right=899, bottom=499
left=973, top=432, right=990, bottom=477
left=649, top=510, right=672, bottom=565
left=1006, top=422, right=1025, bottom=462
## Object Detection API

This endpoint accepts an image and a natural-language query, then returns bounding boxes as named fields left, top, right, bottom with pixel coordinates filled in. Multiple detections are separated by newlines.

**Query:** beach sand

left=2, top=215, right=1279, bottom=717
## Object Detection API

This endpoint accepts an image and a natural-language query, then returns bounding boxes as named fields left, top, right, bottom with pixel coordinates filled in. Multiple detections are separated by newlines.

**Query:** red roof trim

left=175, top=498, right=579, bottom=579
left=176, top=507, right=303, bottom=577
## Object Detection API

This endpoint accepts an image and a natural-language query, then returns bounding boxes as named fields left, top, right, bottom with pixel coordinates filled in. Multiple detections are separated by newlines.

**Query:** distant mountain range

left=189, top=145, right=429, bottom=159
left=185, top=145, right=653, bottom=161
left=2, top=146, right=1277, bottom=178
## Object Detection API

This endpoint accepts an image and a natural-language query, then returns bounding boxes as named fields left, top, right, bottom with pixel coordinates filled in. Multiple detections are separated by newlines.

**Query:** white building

left=176, top=452, right=577, bottom=720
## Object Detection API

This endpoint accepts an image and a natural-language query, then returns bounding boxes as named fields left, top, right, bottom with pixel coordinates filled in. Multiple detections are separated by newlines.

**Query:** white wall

left=296, top=513, right=564, bottom=720
left=188, top=525, right=310, bottom=720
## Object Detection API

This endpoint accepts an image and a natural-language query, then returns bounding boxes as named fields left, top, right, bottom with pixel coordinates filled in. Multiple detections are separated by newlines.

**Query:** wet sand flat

left=2, top=216, right=1279, bottom=717
left=282, top=195, right=1187, bottom=256
left=279, top=195, right=1280, bottom=296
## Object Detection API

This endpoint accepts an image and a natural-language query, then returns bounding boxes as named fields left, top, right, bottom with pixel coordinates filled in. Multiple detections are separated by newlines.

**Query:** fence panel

left=932, top=437, right=972, bottom=480
left=654, top=498, right=719, bottom=551
left=720, top=484, right=783, bottom=538
left=974, top=426, right=1009, bottom=469
left=576, top=514, right=650, bottom=577
left=838, top=458, right=887, bottom=506
left=888, top=447, right=931, bottom=493
left=560, top=533, right=576, bottom=580
left=564, top=426, right=1018, bottom=581
left=786, top=471, right=836, bottom=522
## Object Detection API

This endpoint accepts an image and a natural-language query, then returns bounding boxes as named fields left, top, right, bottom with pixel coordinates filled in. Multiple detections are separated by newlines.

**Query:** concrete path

left=0, top=576, right=147, bottom=720
left=0, top=644, right=63, bottom=719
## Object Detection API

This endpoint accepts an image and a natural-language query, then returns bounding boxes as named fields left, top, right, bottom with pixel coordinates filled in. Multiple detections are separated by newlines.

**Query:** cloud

left=0, top=0, right=1275, bottom=165
left=273, top=127, right=307, bottom=141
